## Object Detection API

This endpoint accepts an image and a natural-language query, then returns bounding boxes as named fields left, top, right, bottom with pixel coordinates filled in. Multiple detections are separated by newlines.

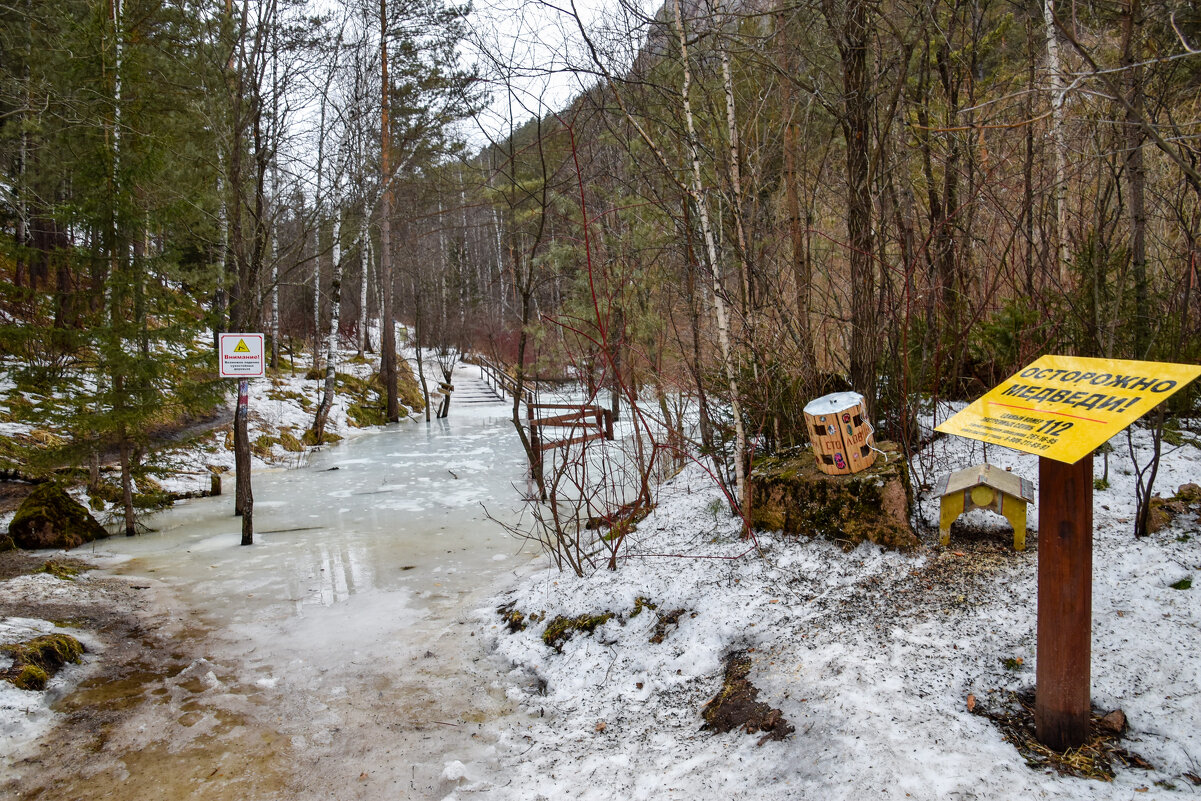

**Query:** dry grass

left=973, top=690, right=1153, bottom=781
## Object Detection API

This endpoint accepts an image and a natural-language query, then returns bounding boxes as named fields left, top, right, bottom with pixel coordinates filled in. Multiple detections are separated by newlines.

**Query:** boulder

left=8, top=483, right=109, bottom=550
left=1147, top=496, right=1186, bottom=534
left=750, top=441, right=917, bottom=550
left=1176, top=483, right=1201, bottom=504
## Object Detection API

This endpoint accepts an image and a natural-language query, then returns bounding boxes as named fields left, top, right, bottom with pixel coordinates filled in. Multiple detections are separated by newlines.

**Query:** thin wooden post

left=1036, top=452, right=1093, bottom=750
left=604, top=408, right=614, bottom=440
left=527, top=399, right=540, bottom=480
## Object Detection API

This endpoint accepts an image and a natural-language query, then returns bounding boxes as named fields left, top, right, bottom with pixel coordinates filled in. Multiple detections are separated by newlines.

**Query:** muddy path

left=0, top=553, right=297, bottom=800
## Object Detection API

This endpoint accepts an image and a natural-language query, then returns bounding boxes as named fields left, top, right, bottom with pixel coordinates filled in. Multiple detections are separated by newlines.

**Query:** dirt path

left=0, top=554, right=299, bottom=801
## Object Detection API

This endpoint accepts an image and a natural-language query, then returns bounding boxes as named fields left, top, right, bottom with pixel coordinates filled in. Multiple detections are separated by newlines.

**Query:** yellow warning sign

left=233, top=338, right=251, bottom=353
left=936, top=355, right=1201, bottom=464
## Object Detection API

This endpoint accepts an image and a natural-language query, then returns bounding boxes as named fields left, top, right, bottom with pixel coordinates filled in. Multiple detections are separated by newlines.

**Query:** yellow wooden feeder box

left=803, top=391, right=877, bottom=476
left=934, top=464, right=1035, bottom=551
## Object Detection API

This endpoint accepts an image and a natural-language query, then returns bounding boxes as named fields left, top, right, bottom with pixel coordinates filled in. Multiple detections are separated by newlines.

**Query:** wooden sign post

left=218, top=333, right=265, bottom=546
left=937, top=355, right=1201, bottom=750
left=1035, top=453, right=1092, bottom=750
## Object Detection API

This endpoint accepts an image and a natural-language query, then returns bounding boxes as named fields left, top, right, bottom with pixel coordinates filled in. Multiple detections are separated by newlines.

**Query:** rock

left=7, top=482, right=109, bottom=550
left=1147, top=497, right=1183, bottom=534
left=1098, top=709, right=1127, bottom=736
left=750, top=441, right=917, bottom=550
left=1176, top=483, right=1201, bottom=504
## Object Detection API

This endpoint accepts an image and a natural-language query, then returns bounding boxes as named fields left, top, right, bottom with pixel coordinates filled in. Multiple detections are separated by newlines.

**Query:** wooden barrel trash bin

left=803, top=391, right=877, bottom=476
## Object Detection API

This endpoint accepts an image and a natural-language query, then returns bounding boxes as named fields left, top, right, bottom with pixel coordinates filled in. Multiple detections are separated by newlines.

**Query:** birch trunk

left=671, top=0, right=750, bottom=523
left=1044, top=0, right=1069, bottom=285
left=313, top=215, right=342, bottom=441
left=718, top=27, right=752, bottom=317
left=358, top=198, right=371, bottom=355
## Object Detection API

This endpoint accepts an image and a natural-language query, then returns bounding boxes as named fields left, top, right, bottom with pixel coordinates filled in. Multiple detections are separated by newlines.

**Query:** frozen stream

left=84, top=400, right=540, bottom=800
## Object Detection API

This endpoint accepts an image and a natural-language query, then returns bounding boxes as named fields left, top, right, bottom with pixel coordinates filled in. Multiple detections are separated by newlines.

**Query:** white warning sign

left=218, top=333, right=265, bottom=378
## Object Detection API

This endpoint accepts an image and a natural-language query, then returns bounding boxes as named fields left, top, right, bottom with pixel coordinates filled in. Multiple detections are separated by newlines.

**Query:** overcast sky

left=461, top=0, right=653, bottom=146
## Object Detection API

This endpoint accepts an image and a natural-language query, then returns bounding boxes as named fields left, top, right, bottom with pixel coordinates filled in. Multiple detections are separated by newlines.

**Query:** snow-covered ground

left=460, top=411, right=1201, bottom=799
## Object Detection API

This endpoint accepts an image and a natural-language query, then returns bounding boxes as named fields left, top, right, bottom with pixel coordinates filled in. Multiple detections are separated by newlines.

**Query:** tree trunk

left=826, top=0, right=878, bottom=410
left=718, top=19, right=752, bottom=316
left=119, top=427, right=135, bottom=536
left=778, top=8, right=817, bottom=371
left=358, top=196, right=371, bottom=355
left=380, top=0, right=399, bottom=422
left=313, top=216, right=342, bottom=441
left=672, top=0, right=750, bottom=525
left=234, top=380, right=253, bottom=545
left=1121, top=0, right=1147, bottom=358
left=1045, top=0, right=1069, bottom=285
left=415, top=304, right=431, bottom=422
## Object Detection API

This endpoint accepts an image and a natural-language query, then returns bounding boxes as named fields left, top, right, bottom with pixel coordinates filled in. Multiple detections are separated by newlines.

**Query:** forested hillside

left=2, top=0, right=1199, bottom=523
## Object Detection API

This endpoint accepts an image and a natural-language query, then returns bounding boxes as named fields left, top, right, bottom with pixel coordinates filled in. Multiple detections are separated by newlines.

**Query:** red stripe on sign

left=990, top=401, right=1107, bottom=424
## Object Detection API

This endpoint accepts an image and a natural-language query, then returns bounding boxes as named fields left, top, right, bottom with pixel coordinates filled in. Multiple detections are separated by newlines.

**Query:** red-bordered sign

left=218, top=333, right=265, bottom=378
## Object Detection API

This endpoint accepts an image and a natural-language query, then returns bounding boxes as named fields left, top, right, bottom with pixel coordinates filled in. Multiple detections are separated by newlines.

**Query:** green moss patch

left=34, top=560, right=83, bottom=581
left=347, top=401, right=387, bottom=428
left=749, top=441, right=916, bottom=550
left=341, top=364, right=426, bottom=426
left=302, top=428, right=342, bottom=446
left=542, top=612, right=615, bottom=651
left=8, top=482, right=108, bottom=550
left=266, top=388, right=306, bottom=404
left=396, top=360, right=426, bottom=414
left=13, top=664, right=49, bottom=690
left=2, top=633, right=85, bottom=691
left=252, top=434, right=279, bottom=460
left=630, top=597, right=657, bottom=618
left=497, top=602, right=544, bottom=633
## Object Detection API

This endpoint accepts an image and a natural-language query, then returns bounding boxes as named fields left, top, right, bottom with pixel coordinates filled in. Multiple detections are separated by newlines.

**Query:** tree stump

left=749, top=441, right=917, bottom=550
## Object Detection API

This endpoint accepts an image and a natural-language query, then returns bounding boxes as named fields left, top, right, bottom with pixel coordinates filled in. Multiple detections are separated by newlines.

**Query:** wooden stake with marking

left=1036, top=452, right=1093, bottom=750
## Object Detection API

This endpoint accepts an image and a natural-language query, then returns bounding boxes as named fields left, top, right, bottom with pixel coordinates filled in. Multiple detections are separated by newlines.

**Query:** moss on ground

left=749, top=442, right=916, bottom=550
left=34, top=560, right=81, bottom=581
left=8, top=482, right=108, bottom=549
left=341, top=363, right=425, bottom=426
left=496, top=602, right=544, bottom=633
left=252, top=434, right=279, bottom=460
left=542, top=612, right=615, bottom=651
left=630, top=597, right=657, bottom=618
left=302, top=428, right=342, bottom=446
left=2, top=633, right=85, bottom=691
